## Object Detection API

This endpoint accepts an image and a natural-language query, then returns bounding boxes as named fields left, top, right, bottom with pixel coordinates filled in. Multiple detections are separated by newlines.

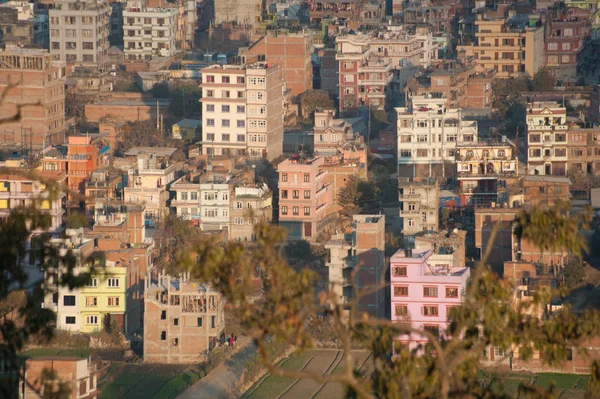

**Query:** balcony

left=399, top=193, right=421, bottom=201
left=399, top=209, right=421, bottom=217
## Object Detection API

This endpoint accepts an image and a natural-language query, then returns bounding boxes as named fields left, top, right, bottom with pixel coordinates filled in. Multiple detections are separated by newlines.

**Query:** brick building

left=544, top=12, right=590, bottom=85
left=566, top=127, right=600, bottom=175
left=405, top=60, right=495, bottom=109
left=277, top=155, right=333, bottom=241
left=144, top=271, right=225, bottom=363
left=84, top=99, right=169, bottom=123
left=22, top=357, right=99, bottom=399
left=0, top=48, right=66, bottom=149
left=243, top=30, right=313, bottom=97
left=474, top=175, right=571, bottom=272
left=325, top=215, right=386, bottom=318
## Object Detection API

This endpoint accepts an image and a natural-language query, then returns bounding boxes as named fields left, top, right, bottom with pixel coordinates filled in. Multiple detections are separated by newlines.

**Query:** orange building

left=42, top=136, right=110, bottom=198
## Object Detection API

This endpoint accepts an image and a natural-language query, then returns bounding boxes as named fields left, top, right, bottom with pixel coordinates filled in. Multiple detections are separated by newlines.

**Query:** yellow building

left=79, top=261, right=127, bottom=333
left=458, top=15, right=544, bottom=78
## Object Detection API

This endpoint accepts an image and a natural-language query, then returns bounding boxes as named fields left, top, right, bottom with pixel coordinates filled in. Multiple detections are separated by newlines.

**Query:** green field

left=98, top=363, right=189, bottom=399
left=20, top=348, right=89, bottom=359
left=243, top=350, right=371, bottom=399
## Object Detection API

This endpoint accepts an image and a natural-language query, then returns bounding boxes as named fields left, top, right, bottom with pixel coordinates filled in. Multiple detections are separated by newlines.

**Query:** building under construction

left=0, top=48, right=66, bottom=150
left=143, top=270, right=225, bottom=363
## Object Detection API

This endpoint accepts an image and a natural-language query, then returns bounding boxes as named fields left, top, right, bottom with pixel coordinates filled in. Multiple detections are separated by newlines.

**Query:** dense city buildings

left=213, top=0, right=262, bottom=28
left=49, top=0, right=110, bottom=65
left=200, top=63, right=284, bottom=160
left=325, top=215, right=386, bottom=318
left=144, top=271, right=225, bottom=363
left=396, top=95, right=478, bottom=177
left=0, top=48, right=66, bottom=149
left=458, top=15, right=544, bottom=78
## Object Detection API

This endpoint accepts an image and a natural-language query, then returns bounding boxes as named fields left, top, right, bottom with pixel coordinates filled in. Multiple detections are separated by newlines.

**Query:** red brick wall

left=85, top=104, right=157, bottom=123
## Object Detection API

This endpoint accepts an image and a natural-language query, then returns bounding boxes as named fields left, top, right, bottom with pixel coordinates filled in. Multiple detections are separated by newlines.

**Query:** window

left=161, top=310, right=166, bottom=320
left=222, top=134, right=230, bottom=142
left=82, top=16, right=93, bottom=24
left=66, top=42, right=76, bottom=50
left=303, top=174, right=310, bottom=183
left=180, top=192, right=188, bottom=201
left=293, top=190, right=299, bottom=199
left=173, top=318, right=179, bottom=326
left=211, top=316, right=216, bottom=328
left=304, top=207, right=310, bottom=216
left=423, top=287, right=438, bottom=297
left=107, top=278, right=119, bottom=288
left=172, top=338, right=179, bottom=347
left=206, top=133, right=215, bottom=141
left=237, top=105, right=245, bottom=113
left=65, top=316, right=76, bottom=325
left=344, top=87, right=355, bottom=95
left=304, top=190, right=310, bottom=199
left=395, top=305, right=408, bottom=316
left=281, top=206, right=288, bottom=215
left=82, top=42, right=94, bottom=50
left=407, top=219, right=415, bottom=227
left=222, top=120, right=230, bottom=128
left=86, top=297, right=97, bottom=307
left=50, top=29, right=59, bottom=37
left=417, top=135, right=428, bottom=143
left=222, top=105, right=230, bottom=113
left=86, top=316, right=98, bottom=325
left=562, top=42, right=571, bottom=50
left=205, top=90, right=214, bottom=98
left=424, top=325, right=440, bottom=337
left=83, top=55, right=94, bottom=62
left=161, top=331, right=166, bottom=340
left=293, top=206, right=299, bottom=215
left=237, top=134, right=245, bottom=142
left=446, top=287, right=459, bottom=298
left=237, top=76, right=245, bottom=84
left=51, top=42, right=60, bottom=50
left=206, top=104, right=215, bottom=112
left=191, top=192, right=198, bottom=200
left=281, top=173, right=288, bottom=182
left=237, top=91, right=244, bottom=98
left=222, top=90, right=230, bottom=98
left=561, top=55, right=570, bottom=63
left=416, top=149, right=428, bottom=158
left=221, top=76, right=230, bottom=83
left=234, top=217, right=244, bottom=225
left=343, top=74, right=355, bottom=82
left=108, top=297, right=120, bottom=306
left=393, top=266, right=407, bottom=277
left=85, top=278, right=98, bottom=287
left=63, top=296, right=75, bottom=306
left=281, top=190, right=288, bottom=199
left=237, top=120, right=245, bottom=128
left=206, top=119, right=215, bottom=127
left=394, top=286, right=408, bottom=297
left=422, top=306, right=439, bottom=316
left=197, top=317, right=203, bottom=327
left=548, top=42, right=558, bottom=50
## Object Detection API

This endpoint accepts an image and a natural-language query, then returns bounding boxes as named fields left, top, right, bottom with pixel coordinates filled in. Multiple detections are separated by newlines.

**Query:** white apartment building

left=526, top=101, right=568, bottom=176
left=49, top=0, right=110, bottom=65
left=398, top=178, right=439, bottom=236
left=123, top=152, right=178, bottom=223
left=396, top=94, right=478, bottom=178
left=122, top=0, right=178, bottom=61
left=200, top=63, right=284, bottom=161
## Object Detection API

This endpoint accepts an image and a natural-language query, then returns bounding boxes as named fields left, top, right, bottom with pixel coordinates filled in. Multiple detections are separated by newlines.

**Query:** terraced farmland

left=243, top=350, right=371, bottom=399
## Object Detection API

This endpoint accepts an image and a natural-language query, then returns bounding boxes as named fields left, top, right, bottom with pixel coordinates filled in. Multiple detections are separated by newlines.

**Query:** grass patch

left=576, top=375, right=589, bottom=389
left=152, top=370, right=201, bottom=399
left=534, top=373, right=580, bottom=389
left=279, top=353, right=313, bottom=372
left=20, top=348, right=60, bottom=358
left=58, top=348, right=89, bottom=358
left=246, top=375, right=296, bottom=399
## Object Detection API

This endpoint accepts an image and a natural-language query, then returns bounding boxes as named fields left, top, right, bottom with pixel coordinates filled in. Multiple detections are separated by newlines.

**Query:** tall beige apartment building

left=200, top=63, right=284, bottom=160
left=457, top=15, right=544, bottom=78
left=49, top=0, right=110, bottom=65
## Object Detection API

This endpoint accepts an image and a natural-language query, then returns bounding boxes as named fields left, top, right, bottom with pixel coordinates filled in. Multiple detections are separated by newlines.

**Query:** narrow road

left=178, top=337, right=256, bottom=399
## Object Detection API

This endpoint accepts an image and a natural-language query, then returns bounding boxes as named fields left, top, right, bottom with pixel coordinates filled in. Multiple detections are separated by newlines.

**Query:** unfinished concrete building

left=144, top=271, right=225, bottom=363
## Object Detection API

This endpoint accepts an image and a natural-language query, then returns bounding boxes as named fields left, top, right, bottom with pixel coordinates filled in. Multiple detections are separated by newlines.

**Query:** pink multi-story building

left=277, top=155, right=333, bottom=241
left=390, top=248, right=470, bottom=345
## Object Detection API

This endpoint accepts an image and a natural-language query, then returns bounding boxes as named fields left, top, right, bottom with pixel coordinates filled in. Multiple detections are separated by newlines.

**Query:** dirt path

left=178, top=336, right=255, bottom=399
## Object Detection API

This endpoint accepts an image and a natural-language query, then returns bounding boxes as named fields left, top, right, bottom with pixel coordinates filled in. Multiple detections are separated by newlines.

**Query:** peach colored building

left=277, top=155, right=333, bottom=241
left=21, top=357, right=99, bottom=399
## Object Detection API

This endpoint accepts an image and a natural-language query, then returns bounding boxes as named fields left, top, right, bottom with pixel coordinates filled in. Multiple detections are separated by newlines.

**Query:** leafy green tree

left=563, top=256, right=586, bottom=288
left=337, top=175, right=376, bottom=219
left=151, top=82, right=170, bottom=98
left=285, top=240, right=313, bottom=262
left=532, top=67, right=556, bottom=92
left=299, top=90, right=334, bottom=123
left=181, top=203, right=600, bottom=399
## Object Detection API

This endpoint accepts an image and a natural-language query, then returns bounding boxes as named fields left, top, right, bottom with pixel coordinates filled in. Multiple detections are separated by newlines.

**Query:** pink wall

left=390, top=249, right=470, bottom=345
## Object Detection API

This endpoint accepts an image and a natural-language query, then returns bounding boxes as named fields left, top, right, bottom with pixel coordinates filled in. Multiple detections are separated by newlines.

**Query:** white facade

left=396, top=95, right=478, bottom=174
left=123, top=1, right=178, bottom=61
left=49, top=0, right=110, bottom=64
left=200, top=63, right=284, bottom=160
left=199, top=182, right=230, bottom=231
